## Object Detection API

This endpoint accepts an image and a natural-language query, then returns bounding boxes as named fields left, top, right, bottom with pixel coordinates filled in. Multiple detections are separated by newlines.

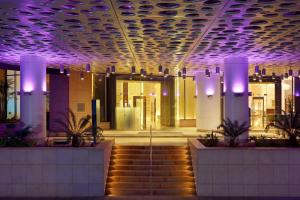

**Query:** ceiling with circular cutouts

left=0, top=0, right=299, bottom=74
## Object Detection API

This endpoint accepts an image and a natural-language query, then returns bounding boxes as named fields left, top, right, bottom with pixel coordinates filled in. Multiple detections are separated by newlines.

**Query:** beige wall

left=69, top=71, right=92, bottom=119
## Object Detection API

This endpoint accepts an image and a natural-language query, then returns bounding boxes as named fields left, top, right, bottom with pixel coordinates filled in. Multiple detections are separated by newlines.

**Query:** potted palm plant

left=217, top=118, right=250, bottom=147
left=54, top=109, right=103, bottom=147
left=265, top=102, right=300, bottom=147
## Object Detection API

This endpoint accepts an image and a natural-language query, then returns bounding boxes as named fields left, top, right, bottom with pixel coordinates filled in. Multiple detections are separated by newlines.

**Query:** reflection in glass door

left=251, top=97, right=264, bottom=128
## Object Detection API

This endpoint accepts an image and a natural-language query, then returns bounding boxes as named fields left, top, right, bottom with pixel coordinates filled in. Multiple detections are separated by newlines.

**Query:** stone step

left=107, top=175, right=194, bottom=182
left=111, top=159, right=191, bottom=165
left=108, top=169, right=194, bottom=176
left=112, top=149, right=189, bottom=154
left=110, top=165, right=192, bottom=171
left=114, top=145, right=188, bottom=150
left=106, top=181, right=195, bottom=189
left=106, top=188, right=195, bottom=196
left=112, top=154, right=190, bottom=160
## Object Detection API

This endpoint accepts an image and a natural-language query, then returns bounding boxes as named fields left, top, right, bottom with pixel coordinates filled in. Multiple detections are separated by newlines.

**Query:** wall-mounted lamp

left=205, top=69, right=210, bottom=78
left=261, top=68, right=266, bottom=76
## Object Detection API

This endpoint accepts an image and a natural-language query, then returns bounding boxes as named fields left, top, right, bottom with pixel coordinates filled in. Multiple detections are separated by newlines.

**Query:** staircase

left=106, top=145, right=196, bottom=196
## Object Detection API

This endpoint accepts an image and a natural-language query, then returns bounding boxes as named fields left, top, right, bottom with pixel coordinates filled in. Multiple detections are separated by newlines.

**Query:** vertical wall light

left=140, top=68, right=144, bottom=77
left=253, top=74, right=257, bottom=81
left=59, top=65, right=64, bottom=74
left=86, top=64, right=91, bottom=73
left=158, top=65, right=163, bottom=74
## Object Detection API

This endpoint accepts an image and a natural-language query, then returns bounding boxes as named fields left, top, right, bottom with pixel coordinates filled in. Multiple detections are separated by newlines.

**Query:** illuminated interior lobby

left=0, top=0, right=300, bottom=199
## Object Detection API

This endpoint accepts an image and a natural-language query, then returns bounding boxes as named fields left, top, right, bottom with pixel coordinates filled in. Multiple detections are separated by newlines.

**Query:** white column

left=224, top=57, right=249, bottom=141
left=196, top=72, right=221, bottom=130
left=20, top=55, right=46, bottom=141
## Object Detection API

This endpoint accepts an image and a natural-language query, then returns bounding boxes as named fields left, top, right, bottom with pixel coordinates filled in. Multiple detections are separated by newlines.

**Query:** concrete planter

left=0, top=140, right=113, bottom=197
left=188, top=138, right=300, bottom=198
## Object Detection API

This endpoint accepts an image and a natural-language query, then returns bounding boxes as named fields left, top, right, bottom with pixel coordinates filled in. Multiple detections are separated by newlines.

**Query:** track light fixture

left=272, top=72, right=276, bottom=80
left=66, top=68, right=70, bottom=76
left=80, top=71, right=84, bottom=80
left=86, top=64, right=91, bottom=73
left=178, top=71, right=182, bottom=77
left=215, top=66, right=220, bottom=74
left=158, top=65, right=163, bottom=74
left=254, top=65, right=259, bottom=74
left=182, top=67, right=187, bottom=76
left=111, top=65, right=116, bottom=74
left=288, top=69, right=293, bottom=77
left=131, top=66, right=136, bottom=74
left=59, top=65, right=64, bottom=74
left=164, top=68, right=169, bottom=78
left=261, top=68, right=266, bottom=76
left=205, top=69, right=210, bottom=78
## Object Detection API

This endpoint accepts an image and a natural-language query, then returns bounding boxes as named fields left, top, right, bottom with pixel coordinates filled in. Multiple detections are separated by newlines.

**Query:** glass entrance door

left=251, top=97, right=264, bottom=128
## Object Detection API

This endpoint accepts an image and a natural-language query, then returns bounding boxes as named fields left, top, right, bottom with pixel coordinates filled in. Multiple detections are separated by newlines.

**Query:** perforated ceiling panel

left=0, top=0, right=299, bottom=74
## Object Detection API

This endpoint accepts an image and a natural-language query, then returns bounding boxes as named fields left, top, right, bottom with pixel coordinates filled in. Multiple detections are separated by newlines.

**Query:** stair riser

left=110, top=166, right=192, bottom=170
left=106, top=145, right=195, bottom=196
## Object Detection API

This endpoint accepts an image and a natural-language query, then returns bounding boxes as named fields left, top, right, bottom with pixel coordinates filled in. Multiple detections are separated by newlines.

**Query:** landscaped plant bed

left=0, top=140, right=114, bottom=198
left=188, top=138, right=300, bottom=198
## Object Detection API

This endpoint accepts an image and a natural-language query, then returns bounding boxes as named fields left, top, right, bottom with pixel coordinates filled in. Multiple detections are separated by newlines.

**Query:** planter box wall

left=188, top=138, right=300, bottom=198
left=0, top=140, right=113, bottom=197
